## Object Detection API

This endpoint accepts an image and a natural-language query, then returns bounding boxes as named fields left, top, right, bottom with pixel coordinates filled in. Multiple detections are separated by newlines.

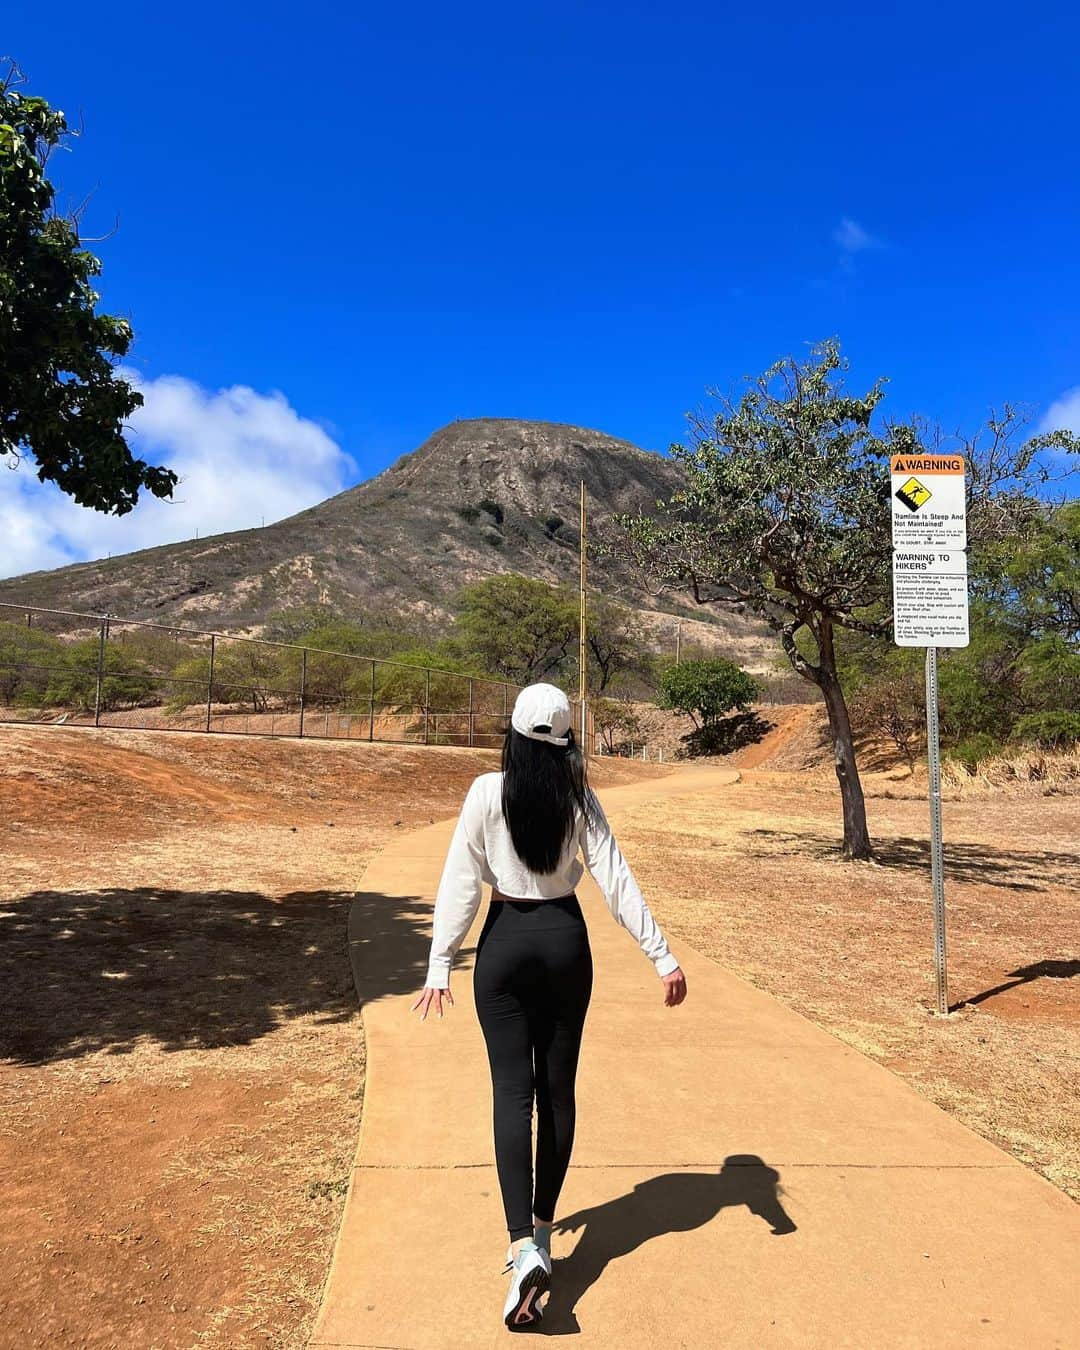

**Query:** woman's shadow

left=543, top=1155, right=796, bottom=1334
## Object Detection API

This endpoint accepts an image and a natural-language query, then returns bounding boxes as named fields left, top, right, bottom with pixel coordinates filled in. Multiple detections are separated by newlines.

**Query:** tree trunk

left=817, top=623, right=873, bottom=860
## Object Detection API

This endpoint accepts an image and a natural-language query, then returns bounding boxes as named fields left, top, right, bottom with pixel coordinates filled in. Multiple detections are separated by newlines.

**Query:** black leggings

left=473, top=893, right=593, bottom=1240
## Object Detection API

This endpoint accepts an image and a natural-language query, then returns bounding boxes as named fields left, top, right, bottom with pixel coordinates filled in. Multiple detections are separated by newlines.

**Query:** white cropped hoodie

left=425, top=771, right=680, bottom=989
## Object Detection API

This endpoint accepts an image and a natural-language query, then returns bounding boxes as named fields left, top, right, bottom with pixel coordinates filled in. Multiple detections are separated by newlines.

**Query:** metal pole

left=925, top=645, right=949, bottom=1015
left=579, top=480, right=588, bottom=754
left=299, top=647, right=307, bottom=738
left=93, top=617, right=107, bottom=726
left=369, top=660, right=376, bottom=741
left=206, top=634, right=216, bottom=732
left=424, top=668, right=431, bottom=745
left=676, top=620, right=682, bottom=665
left=468, top=679, right=475, bottom=747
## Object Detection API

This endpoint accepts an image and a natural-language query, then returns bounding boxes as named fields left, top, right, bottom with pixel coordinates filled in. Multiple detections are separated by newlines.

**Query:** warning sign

left=892, top=552, right=969, bottom=647
left=890, top=455, right=966, bottom=549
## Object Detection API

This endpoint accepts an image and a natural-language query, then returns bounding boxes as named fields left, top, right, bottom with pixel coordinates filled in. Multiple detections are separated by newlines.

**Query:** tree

left=366, top=645, right=482, bottom=713
left=453, top=572, right=658, bottom=696
left=603, top=339, right=1078, bottom=859
left=838, top=498, right=1079, bottom=765
left=453, top=574, right=577, bottom=683
left=170, top=641, right=284, bottom=714
left=0, top=619, right=61, bottom=705
left=43, top=637, right=155, bottom=712
left=848, top=667, right=925, bottom=772
left=657, top=657, right=757, bottom=729
left=585, top=592, right=651, bottom=694
left=0, top=61, right=176, bottom=513
left=592, top=696, right=643, bottom=753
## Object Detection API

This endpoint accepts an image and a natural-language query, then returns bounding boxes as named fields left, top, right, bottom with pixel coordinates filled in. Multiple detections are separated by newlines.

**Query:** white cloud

left=0, top=372, right=356, bottom=580
left=833, top=217, right=881, bottom=253
left=1039, top=386, right=1080, bottom=437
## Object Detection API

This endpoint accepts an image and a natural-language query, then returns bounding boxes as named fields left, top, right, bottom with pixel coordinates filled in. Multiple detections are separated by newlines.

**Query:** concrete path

left=310, top=763, right=1080, bottom=1349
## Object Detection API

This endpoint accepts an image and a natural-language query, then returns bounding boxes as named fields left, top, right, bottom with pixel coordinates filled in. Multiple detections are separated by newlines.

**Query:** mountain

left=0, top=418, right=776, bottom=669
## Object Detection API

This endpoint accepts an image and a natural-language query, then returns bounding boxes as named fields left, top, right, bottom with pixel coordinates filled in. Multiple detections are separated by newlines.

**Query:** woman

left=410, top=681, right=687, bottom=1329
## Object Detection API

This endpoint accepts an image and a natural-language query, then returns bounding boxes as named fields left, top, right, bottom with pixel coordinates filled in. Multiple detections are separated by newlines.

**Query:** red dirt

left=0, top=724, right=667, bottom=1350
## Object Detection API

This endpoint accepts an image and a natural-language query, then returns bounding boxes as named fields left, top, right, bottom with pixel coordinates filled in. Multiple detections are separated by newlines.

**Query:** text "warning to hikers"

left=892, top=552, right=970, bottom=647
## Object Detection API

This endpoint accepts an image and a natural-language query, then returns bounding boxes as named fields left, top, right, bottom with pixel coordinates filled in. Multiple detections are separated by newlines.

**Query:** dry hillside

left=0, top=418, right=775, bottom=671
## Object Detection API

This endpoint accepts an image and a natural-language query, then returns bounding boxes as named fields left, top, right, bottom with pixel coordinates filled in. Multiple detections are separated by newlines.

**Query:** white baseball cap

left=510, top=682, right=572, bottom=746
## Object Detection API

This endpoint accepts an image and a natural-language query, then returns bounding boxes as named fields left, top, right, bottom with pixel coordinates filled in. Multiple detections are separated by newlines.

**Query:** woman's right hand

left=411, top=985, right=454, bottom=1020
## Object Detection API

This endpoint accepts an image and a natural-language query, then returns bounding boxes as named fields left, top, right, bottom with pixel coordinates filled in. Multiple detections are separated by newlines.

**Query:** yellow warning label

left=895, top=476, right=932, bottom=513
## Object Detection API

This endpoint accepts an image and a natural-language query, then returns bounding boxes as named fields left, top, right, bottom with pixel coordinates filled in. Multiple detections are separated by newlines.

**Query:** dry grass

left=941, top=748, right=1080, bottom=795
left=0, top=724, right=666, bottom=1350
left=616, top=768, right=1080, bottom=1200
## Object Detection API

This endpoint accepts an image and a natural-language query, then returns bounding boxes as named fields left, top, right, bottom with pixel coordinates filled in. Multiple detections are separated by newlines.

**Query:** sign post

left=579, top=480, right=589, bottom=755
left=890, top=453, right=969, bottom=1016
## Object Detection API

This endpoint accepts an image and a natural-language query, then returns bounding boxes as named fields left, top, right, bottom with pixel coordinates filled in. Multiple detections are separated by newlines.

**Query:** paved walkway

left=310, top=763, right=1080, bottom=1349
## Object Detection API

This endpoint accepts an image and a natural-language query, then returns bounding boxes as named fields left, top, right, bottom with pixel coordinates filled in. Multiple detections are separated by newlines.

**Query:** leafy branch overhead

left=598, top=338, right=1078, bottom=861
left=0, top=60, right=177, bottom=513
left=603, top=340, right=1078, bottom=685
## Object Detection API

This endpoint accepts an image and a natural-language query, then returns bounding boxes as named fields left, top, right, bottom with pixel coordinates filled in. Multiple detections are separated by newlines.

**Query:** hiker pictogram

left=895, top=476, right=932, bottom=512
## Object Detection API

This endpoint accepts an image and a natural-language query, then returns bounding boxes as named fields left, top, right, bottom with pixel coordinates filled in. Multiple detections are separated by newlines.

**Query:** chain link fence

left=0, top=603, right=595, bottom=751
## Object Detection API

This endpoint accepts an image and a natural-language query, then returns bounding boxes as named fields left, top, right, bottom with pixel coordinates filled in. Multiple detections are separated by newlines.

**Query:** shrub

left=945, top=733, right=1003, bottom=774
left=42, top=638, right=157, bottom=712
left=592, top=696, right=642, bottom=752
left=657, top=658, right=758, bottom=728
left=1014, top=710, right=1080, bottom=750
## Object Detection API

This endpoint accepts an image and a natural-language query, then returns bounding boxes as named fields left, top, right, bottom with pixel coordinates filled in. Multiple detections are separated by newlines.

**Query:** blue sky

left=3, top=1, right=1079, bottom=576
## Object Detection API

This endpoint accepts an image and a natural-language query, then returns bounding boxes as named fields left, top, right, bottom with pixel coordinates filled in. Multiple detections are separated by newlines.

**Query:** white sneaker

left=500, top=1238, right=552, bottom=1272
left=502, top=1241, right=551, bottom=1329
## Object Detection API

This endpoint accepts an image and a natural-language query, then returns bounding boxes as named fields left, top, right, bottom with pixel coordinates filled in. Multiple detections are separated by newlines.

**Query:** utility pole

left=579, top=480, right=588, bottom=756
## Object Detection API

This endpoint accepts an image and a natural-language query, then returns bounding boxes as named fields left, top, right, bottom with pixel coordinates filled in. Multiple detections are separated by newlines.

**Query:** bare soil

left=0, top=725, right=664, bottom=1350
left=3, top=716, right=1075, bottom=1350
left=616, top=765, right=1080, bottom=1200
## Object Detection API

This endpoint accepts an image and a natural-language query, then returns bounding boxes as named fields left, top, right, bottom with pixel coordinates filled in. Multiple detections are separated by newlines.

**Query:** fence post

left=468, top=678, right=475, bottom=747
left=299, top=647, right=308, bottom=738
left=93, top=617, right=107, bottom=727
left=369, top=660, right=376, bottom=741
left=206, top=634, right=215, bottom=732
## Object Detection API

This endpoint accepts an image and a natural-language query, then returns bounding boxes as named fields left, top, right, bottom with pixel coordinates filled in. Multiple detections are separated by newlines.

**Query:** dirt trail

left=0, top=724, right=667, bottom=1350
left=731, top=703, right=819, bottom=769
left=312, top=764, right=1080, bottom=1348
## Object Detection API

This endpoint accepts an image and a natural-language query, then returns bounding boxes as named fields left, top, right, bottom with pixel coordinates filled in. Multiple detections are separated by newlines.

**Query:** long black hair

left=500, top=721, right=599, bottom=873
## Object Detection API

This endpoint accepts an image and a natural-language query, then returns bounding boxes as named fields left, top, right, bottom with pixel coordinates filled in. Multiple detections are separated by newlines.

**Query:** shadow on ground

left=954, top=959, right=1080, bottom=1012
left=745, top=829, right=1075, bottom=891
left=541, top=1155, right=796, bottom=1332
left=680, top=713, right=775, bottom=758
left=0, top=887, right=431, bottom=1065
